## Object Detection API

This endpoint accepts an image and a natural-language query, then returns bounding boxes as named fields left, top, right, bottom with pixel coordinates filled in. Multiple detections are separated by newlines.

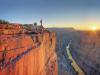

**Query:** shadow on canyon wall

left=48, top=28, right=100, bottom=75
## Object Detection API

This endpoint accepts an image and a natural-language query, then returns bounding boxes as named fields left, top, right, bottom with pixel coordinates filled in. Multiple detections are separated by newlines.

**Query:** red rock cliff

left=0, top=24, right=58, bottom=75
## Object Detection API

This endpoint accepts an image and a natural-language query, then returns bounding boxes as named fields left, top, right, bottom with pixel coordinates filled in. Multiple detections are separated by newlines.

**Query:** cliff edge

left=0, top=24, right=58, bottom=75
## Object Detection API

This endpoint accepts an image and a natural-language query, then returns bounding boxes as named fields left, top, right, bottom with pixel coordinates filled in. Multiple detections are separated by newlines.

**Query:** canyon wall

left=71, top=31, right=100, bottom=75
left=0, top=25, right=58, bottom=75
left=49, top=28, right=100, bottom=75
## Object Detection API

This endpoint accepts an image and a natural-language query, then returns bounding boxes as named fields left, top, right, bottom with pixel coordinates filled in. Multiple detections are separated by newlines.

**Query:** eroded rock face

left=71, top=31, right=100, bottom=75
left=0, top=24, right=58, bottom=75
left=0, top=24, right=23, bottom=34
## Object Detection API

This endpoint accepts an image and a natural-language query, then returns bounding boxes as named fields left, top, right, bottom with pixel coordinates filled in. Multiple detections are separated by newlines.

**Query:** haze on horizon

left=0, top=0, right=100, bottom=30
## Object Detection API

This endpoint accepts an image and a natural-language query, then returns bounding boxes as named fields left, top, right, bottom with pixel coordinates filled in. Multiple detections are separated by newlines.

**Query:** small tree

left=33, top=22, right=37, bottom=26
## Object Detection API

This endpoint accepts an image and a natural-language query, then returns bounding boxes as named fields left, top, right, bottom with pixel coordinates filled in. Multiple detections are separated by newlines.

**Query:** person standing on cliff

left=40, top=19, right=44, bottom=32
left=40, top=19, right=44, bottom=28
left=40, top=19, right=42, bottom=26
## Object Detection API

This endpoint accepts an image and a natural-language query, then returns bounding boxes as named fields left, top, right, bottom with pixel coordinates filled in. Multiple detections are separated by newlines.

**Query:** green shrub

left=0, top=19, right=9, bottom=24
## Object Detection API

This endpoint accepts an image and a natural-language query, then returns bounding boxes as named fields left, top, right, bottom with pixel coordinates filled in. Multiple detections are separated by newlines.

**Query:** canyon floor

left=49, top=28, right=100, bottom=75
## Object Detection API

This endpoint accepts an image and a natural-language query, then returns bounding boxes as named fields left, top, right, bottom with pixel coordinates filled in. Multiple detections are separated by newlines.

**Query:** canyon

left=49, top=28, right=100, bottom=75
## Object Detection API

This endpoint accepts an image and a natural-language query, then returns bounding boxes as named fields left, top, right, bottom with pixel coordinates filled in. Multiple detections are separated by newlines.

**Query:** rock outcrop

left=0, top=24, right=58, bottom=75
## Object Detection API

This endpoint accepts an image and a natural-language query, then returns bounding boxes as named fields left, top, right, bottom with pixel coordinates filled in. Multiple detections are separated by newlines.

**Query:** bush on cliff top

left=0, top=19, right=9, bottom=24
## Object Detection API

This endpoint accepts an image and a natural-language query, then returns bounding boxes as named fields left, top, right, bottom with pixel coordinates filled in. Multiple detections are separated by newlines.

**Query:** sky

left=0, top=0, right=100, bottom=30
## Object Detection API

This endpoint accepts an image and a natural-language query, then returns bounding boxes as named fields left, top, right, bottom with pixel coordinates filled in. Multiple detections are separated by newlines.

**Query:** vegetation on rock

left=0, top=19, right=9, bottom=24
